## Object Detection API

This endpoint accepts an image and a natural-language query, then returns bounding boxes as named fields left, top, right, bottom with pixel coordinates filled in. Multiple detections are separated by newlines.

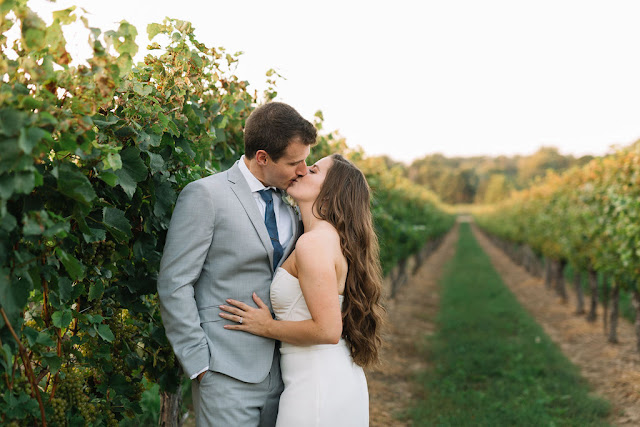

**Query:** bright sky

left=27, top=0, right=640, bottom=163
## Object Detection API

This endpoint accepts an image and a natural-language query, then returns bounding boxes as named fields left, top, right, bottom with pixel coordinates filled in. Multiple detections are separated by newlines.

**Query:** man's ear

left=255, top=150, right=269, bottom=166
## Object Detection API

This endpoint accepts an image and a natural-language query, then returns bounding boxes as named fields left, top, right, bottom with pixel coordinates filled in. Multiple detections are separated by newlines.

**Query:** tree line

left=405, top=146, right=598, bottom=204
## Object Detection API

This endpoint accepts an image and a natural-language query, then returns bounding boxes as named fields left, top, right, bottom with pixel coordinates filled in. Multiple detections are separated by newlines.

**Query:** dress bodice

left=271, top=267, right=344, bottom=322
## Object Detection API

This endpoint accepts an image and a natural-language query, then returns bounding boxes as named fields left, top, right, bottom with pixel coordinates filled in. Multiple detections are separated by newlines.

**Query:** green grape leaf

left=88, top=281, right=104, bottom=301
left=0, top=343, right=12, bottom=371
left=57, top=277, right=74, bottom=302
left=0, top=171, right=36, bottom=197
left=97, top=324, right=115, bottom=342
left=103, top=207, right=132, bottom=242
left=86, top=314, right=104, bottom=324
left=94, top=344, right=111, bottom=359
left=82, top=227, right=107, bottom=243
left=23, top=326, right=40, bottom=346
left=24, top=27, right=46, bottom=50
left=51, top=310, right=73, bottom=329
left=14, top=172, right=36, bottom=195
left=42, top=353, right=62, bottom=374
left=103, top=152, right=123, bottom=171
left=92, top=114, right=120, bottom=128
left=18, top=127, right=49, bottom=155
left=153, top=179, right=176, bottom=218
left=0, top=175, right=14, bottom=199
left=57, top=163, right=97, bottom=205
left=52, top=6, right=77, bottom=24
left=133, top=81, right=153, bottom=96
left=0, top=269, right=29, bottom=329
left=55, top=133, right=77, bottom=152
left=176, top=137, right=195, bottom=158
left=55, top=247, right=86, bottom=280
left=0, top=212, right=18, bottom=232
left=148, top=152, right=165, bottom=174
left=0, top=109, right=27, bottom=137
left=147, top=23, right=168, bottom=40
left=98, top=171, right=119, bottom=187
left=114, top=147, right=148, bottom=198
left=36, top=331, right=56, bottom=347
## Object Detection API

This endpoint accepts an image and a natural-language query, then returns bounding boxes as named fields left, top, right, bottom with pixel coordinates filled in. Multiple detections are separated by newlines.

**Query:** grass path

left=408, top=222, right=610, bottom=426
left=367, top=225, right=459, bottom=426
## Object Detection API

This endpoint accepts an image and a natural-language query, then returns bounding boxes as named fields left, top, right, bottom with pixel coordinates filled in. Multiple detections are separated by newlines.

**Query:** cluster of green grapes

left=108, top=309, right=146, bottom=403
left=49, top=397, right=68, bottom=426
left=4, top=376, right=36, bottom=425
left=108, top=308, right=136, bottom=378
left=51, top=368, right=97, bottom=425
left=82, top=240, right=117, bottom=265
left=109, top=309, right=138, bottom=345
left=78, top=400, right=97, bottom=425
left=11, top=374, right=33, bottom=396
left=104, top=407, right=118, bottom=427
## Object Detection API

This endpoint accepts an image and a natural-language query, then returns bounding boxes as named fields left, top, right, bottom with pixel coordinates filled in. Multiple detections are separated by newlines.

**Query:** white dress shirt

left=238, top=155, right=293, bottom=249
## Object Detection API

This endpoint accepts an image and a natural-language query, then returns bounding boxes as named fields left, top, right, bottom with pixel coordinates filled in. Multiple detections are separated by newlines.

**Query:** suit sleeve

left=157, top=180, right=215, bottom=378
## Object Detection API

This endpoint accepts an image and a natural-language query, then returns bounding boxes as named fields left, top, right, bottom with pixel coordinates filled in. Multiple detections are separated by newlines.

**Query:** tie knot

left=258, top=188, right=274, bottom=203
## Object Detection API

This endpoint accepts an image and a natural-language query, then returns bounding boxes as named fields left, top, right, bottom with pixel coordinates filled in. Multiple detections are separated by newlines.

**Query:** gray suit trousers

left=192, top=346, right=283, bottom=426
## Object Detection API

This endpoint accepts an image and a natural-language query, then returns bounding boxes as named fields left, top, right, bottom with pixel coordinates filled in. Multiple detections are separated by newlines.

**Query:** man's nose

left=296, top=162, right=308, bottom=177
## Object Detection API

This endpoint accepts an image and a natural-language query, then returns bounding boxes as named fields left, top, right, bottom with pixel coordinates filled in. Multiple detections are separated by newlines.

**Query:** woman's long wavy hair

left=313, top=154, right=384, bottom=367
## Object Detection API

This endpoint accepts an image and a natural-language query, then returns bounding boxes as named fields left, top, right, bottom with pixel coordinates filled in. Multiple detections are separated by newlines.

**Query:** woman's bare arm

left=219, top=231, right=343, bottom=345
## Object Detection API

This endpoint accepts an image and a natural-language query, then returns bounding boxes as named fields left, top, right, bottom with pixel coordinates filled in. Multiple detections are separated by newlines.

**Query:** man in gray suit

left=157, top=102, right=317, bottom=426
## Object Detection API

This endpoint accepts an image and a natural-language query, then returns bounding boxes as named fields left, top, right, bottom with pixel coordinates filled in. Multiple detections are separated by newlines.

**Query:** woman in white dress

left=219, top=154, right=385, bottom=426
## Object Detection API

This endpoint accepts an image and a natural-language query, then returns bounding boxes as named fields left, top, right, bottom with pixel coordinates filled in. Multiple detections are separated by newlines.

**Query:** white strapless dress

left=270, top=267, right=369, bottom=427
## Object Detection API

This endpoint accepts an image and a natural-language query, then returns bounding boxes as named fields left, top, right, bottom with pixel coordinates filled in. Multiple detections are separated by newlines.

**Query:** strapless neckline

left=270, top=267, right=343, bottom=325
left=275, top=266, right=295, bottom=279
left=274, top=267, right=345, bottom=298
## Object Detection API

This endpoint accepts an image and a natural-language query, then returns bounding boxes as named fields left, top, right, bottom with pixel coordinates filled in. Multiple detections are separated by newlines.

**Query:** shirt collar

left=238, top=155, right=277, bottom=193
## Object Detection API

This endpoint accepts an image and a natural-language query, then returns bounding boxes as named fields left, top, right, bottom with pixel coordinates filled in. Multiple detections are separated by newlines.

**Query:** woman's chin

left=285, top=182, right=297, bottom=192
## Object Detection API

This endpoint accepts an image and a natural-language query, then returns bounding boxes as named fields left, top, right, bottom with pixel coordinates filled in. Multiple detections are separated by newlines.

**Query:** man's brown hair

left=244, top=102, right=317, bottom=161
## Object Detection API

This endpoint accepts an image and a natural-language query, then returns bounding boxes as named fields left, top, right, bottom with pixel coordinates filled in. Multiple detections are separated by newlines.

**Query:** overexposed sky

left=27, top=0, right=640, bottom=162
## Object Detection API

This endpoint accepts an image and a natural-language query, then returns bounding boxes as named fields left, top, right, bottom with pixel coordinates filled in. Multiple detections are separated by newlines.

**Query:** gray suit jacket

left=157, top=161, right=301, bottom=383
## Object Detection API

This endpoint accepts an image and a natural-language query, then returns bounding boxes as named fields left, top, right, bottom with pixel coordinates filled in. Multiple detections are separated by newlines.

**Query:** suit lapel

left=227, top=162, right=274, bottom=268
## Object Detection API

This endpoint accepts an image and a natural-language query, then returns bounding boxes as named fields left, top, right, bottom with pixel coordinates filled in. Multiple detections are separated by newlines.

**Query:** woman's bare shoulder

left=296, top=226, right=338, bottom=250
left=295, top=226, right=340, bottom=263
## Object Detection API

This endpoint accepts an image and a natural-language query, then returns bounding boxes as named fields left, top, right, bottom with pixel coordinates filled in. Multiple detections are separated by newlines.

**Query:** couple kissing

left=157, top=102, right=384, bottom=426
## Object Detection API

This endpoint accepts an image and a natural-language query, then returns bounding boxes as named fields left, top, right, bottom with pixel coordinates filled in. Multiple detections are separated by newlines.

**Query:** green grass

left=408, top=223, right=611, bottom=426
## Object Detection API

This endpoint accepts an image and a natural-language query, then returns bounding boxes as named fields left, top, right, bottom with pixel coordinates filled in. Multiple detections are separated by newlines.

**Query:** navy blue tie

left=258, top=189, right=284, bottom=270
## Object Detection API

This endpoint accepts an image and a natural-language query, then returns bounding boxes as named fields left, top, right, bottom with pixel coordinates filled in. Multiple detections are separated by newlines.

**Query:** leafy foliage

left=0, top=3, right=255, bottom=424
left=476, top=144, right=640, bottom=283
left=0, top=3, right=453, bottom=425
left=362, top=157, right=454, bottom=274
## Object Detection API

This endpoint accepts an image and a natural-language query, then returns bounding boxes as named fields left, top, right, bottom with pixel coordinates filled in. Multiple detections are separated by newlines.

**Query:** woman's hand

left=219, top=292, right=274, bottom=337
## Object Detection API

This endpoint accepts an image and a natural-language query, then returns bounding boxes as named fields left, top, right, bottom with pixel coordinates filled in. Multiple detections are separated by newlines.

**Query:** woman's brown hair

left=314, top=154, right=384, bottom=367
